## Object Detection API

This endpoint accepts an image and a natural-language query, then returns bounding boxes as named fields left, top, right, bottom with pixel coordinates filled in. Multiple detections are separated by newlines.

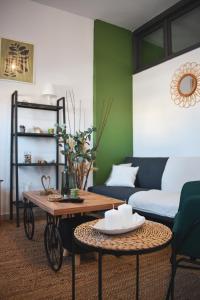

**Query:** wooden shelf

left=16, top=101, right=63, bottom=111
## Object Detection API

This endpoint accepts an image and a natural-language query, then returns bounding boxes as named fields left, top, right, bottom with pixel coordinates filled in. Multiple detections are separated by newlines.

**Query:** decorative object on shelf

left=40, top=175, right=54, bottom=195
left=0, top=38, right=34, bottom=83
left=37, top=160, right=48, bottom=165
left=33, top=127, right=43, bottom=134
left=24, top=152, right=32, bottom=164
left=19, top=125, right=26, bottom=133
left=171, top=62, right=200, bottom=108
left=48, top=128, right=54, bottom=134
left=48, top=159, right=55, bottom=164
left=56, top=90, right=113, bottom=190
left=41, top=83, right=56, bottom=105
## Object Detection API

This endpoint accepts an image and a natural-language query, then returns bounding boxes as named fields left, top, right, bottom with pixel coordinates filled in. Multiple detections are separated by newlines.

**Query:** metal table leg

left=136, top=254, right=140, bottom=300
left=98, top=251, right=103, bottom=300
left=72, top=238, right=76, bottom=300
left=166, top=252, right=177, bottom=300
left=23, top=198, right=35, bottom=240
left=44, top=213, right=63, bottom=272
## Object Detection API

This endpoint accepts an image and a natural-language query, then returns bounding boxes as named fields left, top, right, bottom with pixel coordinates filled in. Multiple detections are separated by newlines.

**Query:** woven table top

left=74, top=220, right=172, bottom=254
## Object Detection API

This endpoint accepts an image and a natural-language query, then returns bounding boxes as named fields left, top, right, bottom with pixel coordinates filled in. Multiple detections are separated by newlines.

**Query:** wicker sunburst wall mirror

left=170, top=62, right=200, bottom=108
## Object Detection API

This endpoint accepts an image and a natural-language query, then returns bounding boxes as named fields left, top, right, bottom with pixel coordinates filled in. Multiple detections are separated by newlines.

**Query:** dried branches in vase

left=56, top=90, right=113, bottom=191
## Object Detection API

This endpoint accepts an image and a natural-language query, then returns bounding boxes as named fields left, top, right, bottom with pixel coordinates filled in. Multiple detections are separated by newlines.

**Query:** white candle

left=118, top=204, right=133, bottom=228
left=104, top=208, right=121, bottom=229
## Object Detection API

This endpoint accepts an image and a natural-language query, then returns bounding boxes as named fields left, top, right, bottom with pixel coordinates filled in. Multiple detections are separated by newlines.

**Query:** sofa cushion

left=128, top=190, right=180, bottom=218
left=88, top=185, right=149, bottom=201
left=124, top=157, right=168, bottom=189
left=162, top=157, right=200, bottom=192
left=106, top=165, right=139, bottom=187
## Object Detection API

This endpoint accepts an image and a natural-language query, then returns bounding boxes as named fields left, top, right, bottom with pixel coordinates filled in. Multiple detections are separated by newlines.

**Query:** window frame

left=137, top=22, right=166, bottom=70
left=133, top=0, right=200, bottom=74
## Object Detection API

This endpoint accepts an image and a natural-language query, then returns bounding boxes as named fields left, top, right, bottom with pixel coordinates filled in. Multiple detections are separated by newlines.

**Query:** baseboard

left=0, top=208, right=45, bottom=224
left=0, top=214, right=10, bottom=221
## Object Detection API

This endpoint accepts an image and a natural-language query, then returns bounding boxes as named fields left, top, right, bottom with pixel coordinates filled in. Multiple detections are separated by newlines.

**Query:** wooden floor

left=0, top=218, right=200, bottom=300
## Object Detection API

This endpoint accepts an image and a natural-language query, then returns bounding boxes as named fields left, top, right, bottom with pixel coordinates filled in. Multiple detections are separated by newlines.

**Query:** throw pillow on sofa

left=106, top=165, right=139, bottom=187
left=105, top=163, right=132, bottom=185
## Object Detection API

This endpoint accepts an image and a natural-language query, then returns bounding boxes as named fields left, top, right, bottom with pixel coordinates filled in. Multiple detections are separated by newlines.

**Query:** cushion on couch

left=88, top=185, right=149, bottom=201
left=124, top=157, right=168, bottom=189
left=106, top=165, right=139, bottom=187
left=128, top=189, right=180, bottom=218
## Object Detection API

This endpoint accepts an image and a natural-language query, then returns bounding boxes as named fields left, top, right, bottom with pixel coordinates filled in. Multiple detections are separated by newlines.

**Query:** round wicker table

left=72, top=220, right=172, bottom=300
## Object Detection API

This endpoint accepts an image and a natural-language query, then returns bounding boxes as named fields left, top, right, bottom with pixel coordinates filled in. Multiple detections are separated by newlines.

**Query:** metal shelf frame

left=10, top=90, right=66, bottom=227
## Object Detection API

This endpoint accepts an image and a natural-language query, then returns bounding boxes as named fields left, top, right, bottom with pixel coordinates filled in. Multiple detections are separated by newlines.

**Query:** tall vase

left=68, top=170, right=77, bottom=190
left=61, top=168, right=77, bottom=197
left=61, top=168, right=69, bottom=196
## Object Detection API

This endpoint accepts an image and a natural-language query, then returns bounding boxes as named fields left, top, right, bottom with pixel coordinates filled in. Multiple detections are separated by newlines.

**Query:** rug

left=0, top=218, right=200, bottom=300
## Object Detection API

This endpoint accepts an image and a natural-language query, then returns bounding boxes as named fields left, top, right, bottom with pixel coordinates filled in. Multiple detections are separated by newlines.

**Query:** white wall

left=0, top=0, right=94, bottom=215
left=133, top=47, right=200, bottom=157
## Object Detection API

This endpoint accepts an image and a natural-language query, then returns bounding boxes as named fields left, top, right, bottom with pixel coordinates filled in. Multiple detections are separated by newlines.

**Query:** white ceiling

left=32, top=0, right=179, bottom=31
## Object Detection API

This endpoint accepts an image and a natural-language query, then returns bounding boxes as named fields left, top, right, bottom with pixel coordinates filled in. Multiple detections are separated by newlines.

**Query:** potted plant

left=56, top=90, right=112, bottom=195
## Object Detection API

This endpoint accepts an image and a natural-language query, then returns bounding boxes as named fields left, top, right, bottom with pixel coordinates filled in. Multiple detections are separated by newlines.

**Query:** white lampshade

left=42, top=83, right=56, bottom=97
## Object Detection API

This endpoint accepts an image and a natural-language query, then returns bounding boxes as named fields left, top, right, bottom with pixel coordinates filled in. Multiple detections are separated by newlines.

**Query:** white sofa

left=128, top=157, right=200, bottom=219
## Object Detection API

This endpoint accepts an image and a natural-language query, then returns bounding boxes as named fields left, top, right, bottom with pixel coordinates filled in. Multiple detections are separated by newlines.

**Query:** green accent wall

left=93, top=20, right=133, bottom=184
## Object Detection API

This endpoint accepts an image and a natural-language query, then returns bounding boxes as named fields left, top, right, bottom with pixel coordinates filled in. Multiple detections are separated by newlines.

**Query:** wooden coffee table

left=23, top=190, right=123, bottom=271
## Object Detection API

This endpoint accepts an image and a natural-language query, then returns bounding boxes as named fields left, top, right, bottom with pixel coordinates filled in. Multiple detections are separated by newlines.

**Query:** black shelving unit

left=10, top=90, right=66, bottom=227
left=14, top=132, right=55, bottom=137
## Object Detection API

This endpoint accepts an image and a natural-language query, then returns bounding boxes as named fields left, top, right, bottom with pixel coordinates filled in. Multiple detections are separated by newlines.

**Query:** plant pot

left=61, top=169, right=77, bottom=196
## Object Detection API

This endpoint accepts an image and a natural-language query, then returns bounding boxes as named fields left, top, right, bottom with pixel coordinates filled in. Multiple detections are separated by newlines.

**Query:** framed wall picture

left=0, top=38, right=34, bottom=83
